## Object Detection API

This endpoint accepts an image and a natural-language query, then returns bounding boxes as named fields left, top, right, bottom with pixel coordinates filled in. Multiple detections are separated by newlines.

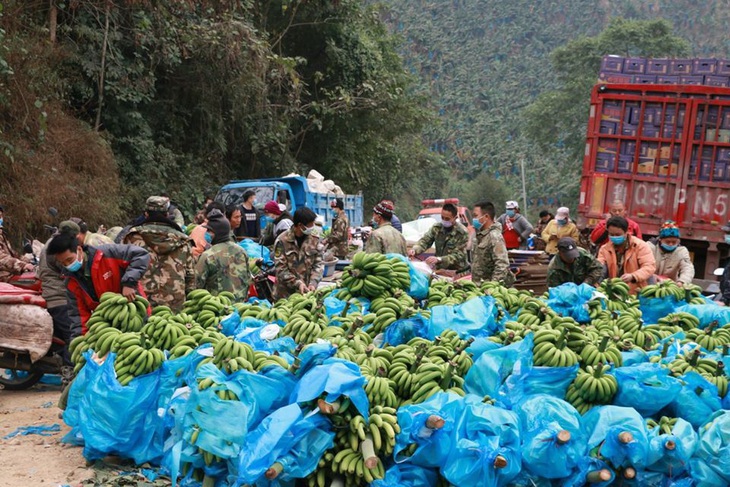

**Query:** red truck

left=578, top=83, right=730, bottom=279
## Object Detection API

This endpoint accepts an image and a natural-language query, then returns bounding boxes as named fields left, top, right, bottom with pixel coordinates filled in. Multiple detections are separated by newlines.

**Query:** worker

left=381, top=200, right=403, bottom=233
left=471, top=201, right=514, bottom=286
left=530, top=210, right=553, bottom=251
left=235, top=190, right=261, bottom=240
left=325, top=198, right=349, bottom=259
left=190, top=202, right=225, bottom=258
left=720, top=222, right=730, bottom=306
left=541, top=207, right=580, bottom=255
left=546, top=237, right=604, bottom=288
left=597, top=216, right=656, bottom=294
left=408, top=202, right=469, bottom=271
left=273, top=207, right=324, bottom=299
left=497, top=201, right=533, bottom=250
left=260, top=201, right=294, bottom=248
left=365, top=200, right=407, bottom=255
left=647, top=221, right=695, bottom=286
left=590, top=200, right=642, bottom=247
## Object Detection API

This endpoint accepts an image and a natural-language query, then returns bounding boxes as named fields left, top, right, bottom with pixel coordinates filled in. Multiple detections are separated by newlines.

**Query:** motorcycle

left=249, top=260, right=276, bottom=303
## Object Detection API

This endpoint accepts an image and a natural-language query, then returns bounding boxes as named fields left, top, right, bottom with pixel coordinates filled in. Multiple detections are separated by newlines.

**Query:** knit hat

left=264, top=201, right=282, bottom=216
left=146, top=196, right=170, bottom=213
left=204, top=209, right=231, bottom=244
left=659, top=221, right=680, bottom=239
left=57, top=220, right=81, bottom=236
left=373, top=200, right=394, bottom=219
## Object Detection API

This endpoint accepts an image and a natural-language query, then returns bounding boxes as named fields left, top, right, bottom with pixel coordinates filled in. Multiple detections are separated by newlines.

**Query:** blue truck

left=215, top=176, right=364, bottom=228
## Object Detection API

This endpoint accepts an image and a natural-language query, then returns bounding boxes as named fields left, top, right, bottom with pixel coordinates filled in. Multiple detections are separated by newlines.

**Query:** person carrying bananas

left=273, top=207, right=324, bottom=299
left=597, top=216, right=656, bottom=294
left=470, top=201, right=515, bottom=286
left=365, top=200, right=407, bottom=256
left=546, top=237, right=604, bottom=288
left=408, top=202, right=468, bottom=271
left=646, top=221, right=694, bottom=286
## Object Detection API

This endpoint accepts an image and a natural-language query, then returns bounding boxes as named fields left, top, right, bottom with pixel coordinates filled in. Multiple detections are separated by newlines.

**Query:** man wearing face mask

left=408, top=203, right=468, bottom=271
left=195, top=209, right=250, bottom=302
left=325, top=199, right=350, bottom=259
left=45, top=232, right=150, bottom=333
left=590, top=200, right=643, bottom=246
left=471, top=201, right=515, bottom=286
left=273, top=207, right=324, bottom=299
left=497, top=201, right=533, bottom=250
left=597, top=216, right=656, bottom=294
left=647, top=221, right=694, bottom=286
left=0, top=205, right=35, bottom=282
left=541, top=207, right=580, bottom=255
left=365, top=200, right=408, bottom=255
left=547, top=237, right=604, bottom=288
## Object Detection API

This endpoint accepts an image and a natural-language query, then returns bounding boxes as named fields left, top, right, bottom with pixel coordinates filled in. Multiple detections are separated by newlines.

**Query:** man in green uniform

left=196, top=209, right=250, bottom=302
left=273, top=207, right=324, bottom=299
left=471, top=201, right=514, bottom=286
left=547, top=237, right=604, bottom=288
left=408, top=202, right=468, bottom=271
left=365, top=200, right=407, bottom=256
left=325, top=198, right=349, bottom=259
left=124, top=196, right=196, bottom=311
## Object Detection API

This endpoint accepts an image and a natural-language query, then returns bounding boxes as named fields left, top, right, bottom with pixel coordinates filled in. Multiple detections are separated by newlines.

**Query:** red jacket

left=65, top=244, right=150, bottom=333
left=590, top=217, right=642, bottom=246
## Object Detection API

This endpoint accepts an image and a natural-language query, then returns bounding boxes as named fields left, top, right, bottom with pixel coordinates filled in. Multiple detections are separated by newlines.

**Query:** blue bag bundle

left=547, top=283, right=597, bottom=323
left=236, top=404, right=333, bottom=485
left=621, top=347, right=650, bottom=366
left=220, top=310, right=242, bottom=335
left=507, top=471, right=554, bottom=487
left=293, top=342, right=337, bottom=377
left=513, top=395, right=587, bottom=479
left=561, top=456, right=615, bottom=487
left=63, top=352, right=163, bottom=464
left=385, top=253, right=430, bottom=300
left=613, top=363, right=683, bottom=416
left=465, top=336, right=502, bottom=361
left=667, top=372, right=722, bottom=429
left=640, top=295, right=680, bottom=325
left=646, top=417, right=697, bottom=476
left=232, top=317, right=269, bottom=337
left=239, top=239, right=272, bottom=265
left=674, top=303, right=730, bottom=329
left=63, top=350, right=99, bottom=444
left=257, top=424, right=335, bottom=486
left=689, top=410, right=730, bottom=487
left=428, top=295, right=499, bottom=339
left=582, top=406, right=650, bottom=469
left=290, top=358, right=369, bottom=419
left=382, top=314, right=429, bottom=346
left=501, top=363, right=578, bottom=408
left=323, top=295, right=369, bottom=318
left=393, top=391, right=465, bottom=468
left=371, top=463, right=440, bottom=487
left=464, top=334, right=533, bottom=398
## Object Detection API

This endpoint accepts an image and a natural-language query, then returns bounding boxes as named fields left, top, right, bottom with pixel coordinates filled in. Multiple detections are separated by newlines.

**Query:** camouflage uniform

left=326, top=212, right=349, bottom=259
left=471, top=222, right=515, bottom=286
left=123, top=223, right=196, bottom=312
left=365, top=222, right=407, bottom=256
left=196, top=242, right=250, bottom=302
left=546, top=248, right=604, bottom=288
left=412, top=222, right=469, bottom=271
left=0, top=229, right=29, bottom=282
left=273, top=229, right=324, bottom=300
left=84, top=232, right=113, bottom=247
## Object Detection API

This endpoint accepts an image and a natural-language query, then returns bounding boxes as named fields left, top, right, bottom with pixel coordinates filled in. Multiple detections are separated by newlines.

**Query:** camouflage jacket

left=274, top=229, right=324, bottom=300
left=123, top=223, right=195, bottom=312
left=546, top=248, right=604, bottom=288
left=412, top=222, right=469, bottom=271
left=326, top=212, right=349, bottom=259
left=471, top=222, right=515, bottom=286
left=365, top=222, right=407, bottom=256
left=85, top=232, right=113, bottom=247
left=0, top=229, right=28, bottom=282
left=195, top=241, right=250, bottom=303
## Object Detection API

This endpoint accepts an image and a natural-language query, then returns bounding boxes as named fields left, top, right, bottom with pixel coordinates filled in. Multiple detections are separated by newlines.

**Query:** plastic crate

left=657, top=75, right=680, bottom=84
left=624, top=58, right=647, bottom=74
left=599, top=72, right=634, bottom=84
left=595, top=152, right=616, bottom=173
left=705, top=75, right=730, bottom=87
left=680, top=75, right=704, bottom=85
left=693, top=59, right=718, bottom=75
left=601, top=55, right=624, bottom=73
left=718, top=60, right=730, bottom=76
left=600, top=121, right=618, bottom=135
left=670, top=60, right=693, bottom=75
left=618, top=155, right=633, bottom=173
left=633, top=75, right=657, bottom=84
left=646, top=59, right=669, bottom=75
left=620, top=140, right=636, bottom=155
left=622, top=124, right=638, bottom=137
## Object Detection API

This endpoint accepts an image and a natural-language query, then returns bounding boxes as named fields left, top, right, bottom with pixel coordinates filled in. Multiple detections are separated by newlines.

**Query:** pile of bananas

left=532, top=326, right=580, bottom=368
left=646, top=416, right=680, bottom=436
left=566, top=363, right=618, bottom=414
left=598, top=278, right=636, bottom=309
left=86, top=292, right=150, bottom=333
left=427, top=280, right=481, bottom=307
left=339, top=252, right=411, bottom=298
left=640, top=280, right=688, bottom=301
left=112, top=334, right=165, bottom=386
left=182, top=289, right=234, bottom=328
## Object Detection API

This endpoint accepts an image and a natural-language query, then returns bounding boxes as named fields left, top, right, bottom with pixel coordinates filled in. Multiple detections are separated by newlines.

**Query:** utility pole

left=520, top=158, right=528, bottom=215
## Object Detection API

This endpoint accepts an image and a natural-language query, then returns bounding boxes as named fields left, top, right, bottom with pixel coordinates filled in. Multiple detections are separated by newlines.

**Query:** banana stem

left=493, top=455, right=508, bottom=469
left=340, top=301, right=352, bottom=318
left=689, top=349, right=701, bottom=367
left=361, top=435, right=378, bottom=469
left=265, top=462, right=283, bottom=480
left=707, top=320, right=719, bottom=334
left=618, top=432, right=634, bottom=444
left=716, top=362, right=726, bottom=377
left=288, top=356, right=301, bottom=374
left=660, top=341, right=670, bottom=358
left=623, top=467, right=636, bottom=479
left=556, top=429, right=571, bottom=445
left=439, top=362, right=455, bottom=389
left=665, top=440, right=676, bottom=451
left=426, top=415, right=445, bottom=430
left=586, top=470, right=612, bottom=483
left=598, top=335, right=610, bottom=353
left=593, top=362, right=604, bottom=378
left=317, top=398, right=342, bottom=414
left=556, top=327, right=568, bottom=349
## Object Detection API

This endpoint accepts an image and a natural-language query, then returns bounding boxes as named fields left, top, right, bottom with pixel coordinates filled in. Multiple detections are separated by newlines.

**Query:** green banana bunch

left=685, top=321, right=730, bottom=352
left=640, top=280, right=686, bottom=301
left=702, top=361, right=728, bottom=398
left=182, top=289, right=231, bottom=329
left=388, top=344, right=428, bottom=398
left=253, top=351, right=289, bottom=371
left=202, top=336, right=255, bottom=374
left=669, top=348, right=718, bottom=377
left=646, top=416, right=679, bottom=436
left=362, top=366, right=399, bottom=409
left=571, top=362, right=618, bottom=404
left=658, top=312, right=701, bottom=331
left=141, top=314, right=192, bottom=351
left=340, top=252, right=411, bottom=299
left=87, top=292, right=149, bottom=333
left=282, top=303, right=327, bottom=345
left=113, top=335, right=165, bottom=386
left=408, top=361, right=465, bottom=405
left=598, top=278, right=632, bottom=303
left=581, top=335, right=623, bottom=367
left=532, top=327, right=580, bottom=367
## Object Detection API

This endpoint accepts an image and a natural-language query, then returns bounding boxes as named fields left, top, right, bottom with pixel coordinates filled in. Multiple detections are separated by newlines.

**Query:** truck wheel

left=0, top=368, right=44, bottom=390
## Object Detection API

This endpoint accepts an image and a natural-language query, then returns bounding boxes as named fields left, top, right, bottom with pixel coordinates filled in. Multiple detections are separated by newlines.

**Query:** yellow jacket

left=541, top=220, right=580, bottom=254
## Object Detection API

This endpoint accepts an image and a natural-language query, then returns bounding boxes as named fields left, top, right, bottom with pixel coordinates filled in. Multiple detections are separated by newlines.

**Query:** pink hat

left=264, top=201, right=282, bottom=216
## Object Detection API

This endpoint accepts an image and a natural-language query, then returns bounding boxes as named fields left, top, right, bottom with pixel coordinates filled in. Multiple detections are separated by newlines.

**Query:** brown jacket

left=597, top=235, right=656, bottom=294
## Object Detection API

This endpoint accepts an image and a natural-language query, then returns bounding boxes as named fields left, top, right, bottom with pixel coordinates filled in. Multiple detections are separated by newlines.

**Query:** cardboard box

left=600, top=121, right=618, bottom=135
left=597, top=139, right=619, bottom=153
left=706, top=129, right=730, bottom=142
left=618, top=155, right=634, bottom=173
left=645, top=146, right=671, bottom=160
left=626, top=104, right=641, bottom=125
left=657, top=75, right=679, bottom=84
left=644, top=107, right=658, bottom=125
left=622, top=124, right=638, bottom=137
left=717, top=148, right=730, bottom=161
left=646, top=59, right=669, bottom=75
left=659, top=161, right=679, bottom=177
left=620, top=140, right=637, bottom=155
left=599, top=72, right=634, bottom=84
left=693, top=59, right=718, bottom=75
left=596, top=152, right=616, bottom=173
left=624, top=58, right=647, bottom=74
left=671, top=59, right=693, bottom=75
left=718, top=60, right=730, bottom=76
left=721, top=110, right=730, bottom=129
left=680, top=75, right=704, bottom=85
left=633, top=75, right=657, bottom=84
left=642, top=125, right=660, bottom=138
left=704, top=75, right=729, bottom=87
left=713, top=161, right=728, bottom=181
left=638, top=157, right=655, bottom=174
left=601, top=55, right=625, bottom=73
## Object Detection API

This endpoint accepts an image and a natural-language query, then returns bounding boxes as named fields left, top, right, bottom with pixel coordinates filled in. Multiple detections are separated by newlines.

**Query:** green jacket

left=195, top=241, right=250, bottom=303
left=365, top=222, right=407, bottom=256
left=273, top=229, right=324, bottom=300
left=547, top=248, right=604, bottom=288
left=326, top=212, right=349, bottom=259
left=471, top=222, right=514, bottom=286
left=412, top=222, right=469, bottom=271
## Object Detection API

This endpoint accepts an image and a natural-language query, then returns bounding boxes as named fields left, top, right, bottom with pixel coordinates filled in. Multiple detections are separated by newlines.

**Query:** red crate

left=624, top=58, right=647, bottom=74
left=671, top=59, right=693, bottom=75
left=646, top=59, right=669, bottom=75
left=693, top=59, right=718, bottom=75
left=601, top=56, right=624, bottom=73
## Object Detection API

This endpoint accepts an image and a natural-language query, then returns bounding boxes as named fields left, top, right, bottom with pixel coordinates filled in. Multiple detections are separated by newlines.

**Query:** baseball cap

left=506, top=201, right=519, bottom=210
left=556, top=207, right=570, bottom=218
left=557, top=237, right=580, bottom=260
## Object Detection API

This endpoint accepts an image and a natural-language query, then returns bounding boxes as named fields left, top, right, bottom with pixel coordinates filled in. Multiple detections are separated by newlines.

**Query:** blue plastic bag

left=323, top=295, right=369, bottom=318
left=646, top=417, right=697, bottom=476
left=582, top=406, right=649, bottom=469
left=293, top=342, right=337, bottom=377
left=442, top=400, right=521, bottom=487
left=667, top=372, right=723, bottom=429
left=464, top=334, right=533, bottom=398
left=385, top=253, right=430, bottom=300
left=394, top=392, right=465, bottom=468
left=547, top=283, right=597, bottom=323
left=260, top=425, right=335, bottom=485
left=239, top=239, right=272, bottom=265
left=674, top=304, right=730, bottom=329
left=613, top=363, right=682, bottom=416
left=220, top=310, right=242, bottom=335
left=514, top=395, right=587, bottom=479
left=501, top=363, right=578, bottom=407
left=561, top=456, right=615, bottom=487
left=371, top=463, right=440, bottom=487
left=621, top=347, right=650, bottom=366
left=428, top=296, right=499, bottom=339
left=63, top=352, right=162, bottom=464
left=465, top=336, right=502, bottom=361
left=689, top=410, right=730, bottom=487
left=640, top=295, right=680, bottom=325
left=382, top=314, right=429, bottom=346
left=290, top=358, right=369, bottom=419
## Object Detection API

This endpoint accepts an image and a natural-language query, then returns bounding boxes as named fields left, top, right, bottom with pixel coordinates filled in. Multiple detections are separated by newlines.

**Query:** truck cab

left=417, top=198, right=474, bottom=232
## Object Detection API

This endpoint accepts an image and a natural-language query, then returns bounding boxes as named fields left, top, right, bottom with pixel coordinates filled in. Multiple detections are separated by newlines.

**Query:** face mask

left=660, top=244, right=678, bottom=252
left=610, top=235, right=626, bottom=246
left=204, top=233, right=213, bottom=244
left=65, top=255, right=83, bottom=273
left=0, top=218, right=3, bottom=227
left=557, top=218, right=568, bottom=226
left=472, top=218, right=482, bottom=230
left=302, top=225, right=315, bottom=236
left=442, top=220, right=453, bottom=228
left=370, top=219, right=378, bottom=229
left=506, top=210, right=516, bottom=218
